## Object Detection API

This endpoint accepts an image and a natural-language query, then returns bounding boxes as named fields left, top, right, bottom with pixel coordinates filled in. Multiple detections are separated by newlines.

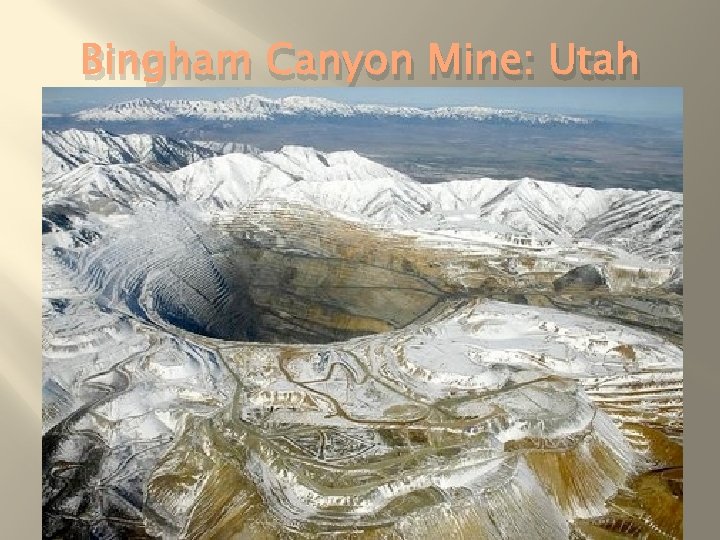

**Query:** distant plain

left=42, top=115, right=683, bottom=191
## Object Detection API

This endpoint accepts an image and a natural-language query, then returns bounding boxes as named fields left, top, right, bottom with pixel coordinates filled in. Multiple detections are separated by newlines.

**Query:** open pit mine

left=42, top=129, right=683, bottom=539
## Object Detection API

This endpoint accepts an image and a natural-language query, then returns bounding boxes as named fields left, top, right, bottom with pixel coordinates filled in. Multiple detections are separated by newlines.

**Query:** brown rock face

left=45, top=203, right=683, bottom=539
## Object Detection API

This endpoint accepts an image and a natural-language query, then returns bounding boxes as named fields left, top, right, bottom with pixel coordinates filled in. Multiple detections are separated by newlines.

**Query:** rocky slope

left=42, top=128, right=255, bottom=179
left=42, top=129, right=683, bottom=539
left=43, top=132, right=682, bottom=265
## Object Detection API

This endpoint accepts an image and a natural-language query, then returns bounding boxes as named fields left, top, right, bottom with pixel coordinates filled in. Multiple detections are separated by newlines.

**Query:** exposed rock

left=42, top=130, right=683, bottom=539
left=553, top=264, right=608, bottom=293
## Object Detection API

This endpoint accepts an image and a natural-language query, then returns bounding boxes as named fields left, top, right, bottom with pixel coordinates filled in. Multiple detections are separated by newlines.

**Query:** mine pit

left=79, top=209, right=450, bottom=345
left=153, top=246, right=447, bottom=344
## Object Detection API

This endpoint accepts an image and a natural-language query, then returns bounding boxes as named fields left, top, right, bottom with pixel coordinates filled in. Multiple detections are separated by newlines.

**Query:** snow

left=42, top=127, right=683, bottom=536
left=73, top=94, right=593, bottom=124
left=43, top=129, right=683, bottom=269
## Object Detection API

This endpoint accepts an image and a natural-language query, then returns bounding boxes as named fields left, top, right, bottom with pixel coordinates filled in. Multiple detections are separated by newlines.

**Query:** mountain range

left=70, top=94, right=593, bottom=124
left=43, top=129, right=682, bottom=268
left=42, top=126, right=683, bottom=539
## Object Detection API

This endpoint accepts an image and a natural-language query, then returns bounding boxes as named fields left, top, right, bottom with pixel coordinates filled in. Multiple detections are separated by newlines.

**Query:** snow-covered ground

left=71, top=94, right=592, bottom=124
left=44, top=130, right=682, bottom=267
left=42, top=128, right=683, bottom=538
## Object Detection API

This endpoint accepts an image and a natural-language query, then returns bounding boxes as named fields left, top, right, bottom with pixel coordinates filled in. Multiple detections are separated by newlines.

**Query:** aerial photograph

left=42, top=88, right=683, bottom=539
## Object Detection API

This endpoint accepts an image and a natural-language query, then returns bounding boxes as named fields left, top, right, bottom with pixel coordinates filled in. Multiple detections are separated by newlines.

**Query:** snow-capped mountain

left=42, top=128, right=683, bottom=539
left=42, top=128, right=255, bottom=178
left=43, top=130, right=682, bottom=265
left=72, top=94, right=592, bottom=124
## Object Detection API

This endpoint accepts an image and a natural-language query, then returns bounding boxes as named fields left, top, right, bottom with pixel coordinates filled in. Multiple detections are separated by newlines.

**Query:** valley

left=41, top=95, right=683, bottom=539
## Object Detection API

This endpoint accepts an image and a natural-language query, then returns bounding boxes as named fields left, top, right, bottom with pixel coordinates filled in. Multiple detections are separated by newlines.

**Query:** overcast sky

left=43, top=87, right=682, bottom=119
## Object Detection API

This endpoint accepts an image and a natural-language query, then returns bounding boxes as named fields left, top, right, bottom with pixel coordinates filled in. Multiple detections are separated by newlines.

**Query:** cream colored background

left=2, top=0, right=716, bottom=536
